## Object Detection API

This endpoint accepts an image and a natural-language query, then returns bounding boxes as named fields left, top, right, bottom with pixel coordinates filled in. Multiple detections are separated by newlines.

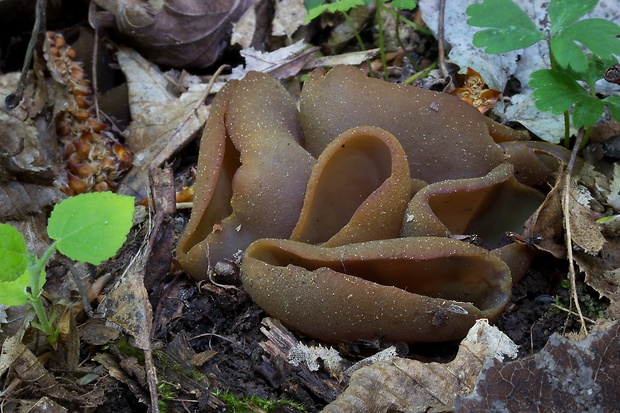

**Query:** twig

left=551, top=304, right=596, bottom=324
left=437, top=0, right=449, bottom=80
left=90, top=6, right=101, bottom=120
left=5, top=0, right=47, bottom=110
left=562, top=130, right=588, bottom=337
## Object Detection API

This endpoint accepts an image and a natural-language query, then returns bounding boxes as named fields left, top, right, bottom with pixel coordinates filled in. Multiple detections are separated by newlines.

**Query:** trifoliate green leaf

left=466, top=0, right=545, bottom=54
left=390, top=0, right=416, bottom=11
left=530, top=69, right=588, bottom=114
left=604, top=96, right=620, bottom=122
left=0, top=224, right=33, bottom=283
left=552, top=19, right=620, bottom=73
left=0, top=268, right=33, bottom=306
left=577, top=55, right=618, bottom=88
left=548, top=0, right=597, bottom=36
left=572, top=96, right=604, bottom=129
left=304, top=0, right=325, bottom=12
left=47, top=192, right=135, bottom=265
left=304, top=0, right=366, bottom=21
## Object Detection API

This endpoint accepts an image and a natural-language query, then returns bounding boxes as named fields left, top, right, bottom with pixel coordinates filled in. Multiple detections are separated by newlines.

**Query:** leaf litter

left=0, top=0, right=619, bottom=411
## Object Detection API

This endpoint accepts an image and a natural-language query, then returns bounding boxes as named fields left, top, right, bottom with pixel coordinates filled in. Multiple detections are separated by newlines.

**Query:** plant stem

left=28, top=242, right=59, bottom=344
left=375, top=0, right=389, bottom=80
left=394, top=9, right=419, bottom=71
left=563, top=111, right=571, bottom=148
left=342, top=11, right=375, bottom=77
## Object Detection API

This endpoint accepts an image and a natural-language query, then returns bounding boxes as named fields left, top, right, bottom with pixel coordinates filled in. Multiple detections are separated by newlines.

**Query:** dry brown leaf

left=231, top=41, right=319, bottom=79
left=325, top=4, right=374, bottom=54
left=96, top=263, right=153, bottom=350
left=322, top=320, right=518, bottom=413
left=523, top=173, right=566, bottom=258
left=231, top=0, right=272, bottom=49
left=456, top=319, right=620, bottom=412
left=79, top=319, right=121, bottom=346
left=574, top=243, right=620, bottom=319
left=304, top=49, right=381, bottom=69
left=566, top=183, right=606, bottom=255
left=0, top=72, right=58, bottom=183
left=272, top=0, right=307, bottom=38
left=22, top=397, right=68, bottom=413
left=92, top=0, right=257, bottom=68
left=0, top=181, right=65, bottom=221
left=115, top=47, right=212, bottom=197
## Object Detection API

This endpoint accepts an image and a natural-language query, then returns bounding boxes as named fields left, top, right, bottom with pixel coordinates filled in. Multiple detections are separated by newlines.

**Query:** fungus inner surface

left=293, top=134, right=392, bottom=244
left=248, top=242, right=507, bottom=311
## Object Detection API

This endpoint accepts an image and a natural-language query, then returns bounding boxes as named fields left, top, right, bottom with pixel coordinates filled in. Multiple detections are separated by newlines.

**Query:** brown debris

left=456, top=319, right=620, bottom=412
left=43, top=32, right=132, bottom=195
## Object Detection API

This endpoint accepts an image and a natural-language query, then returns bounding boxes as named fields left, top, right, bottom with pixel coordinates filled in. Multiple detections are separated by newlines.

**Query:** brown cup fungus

left=242, top=237, right=511, bottom=343
left=177, top=66, right=563, bottom=343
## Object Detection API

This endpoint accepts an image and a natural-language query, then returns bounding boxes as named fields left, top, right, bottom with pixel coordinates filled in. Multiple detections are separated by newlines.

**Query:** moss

left=212, top=389, right=306, bottom=413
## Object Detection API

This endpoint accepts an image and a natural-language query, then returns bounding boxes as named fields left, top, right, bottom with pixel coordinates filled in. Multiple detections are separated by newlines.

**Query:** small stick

left=437, top=0, right=449, bottom=80
left=562, top=130, right=588, bottom=337
left=5, top=0, right=47, bottom=110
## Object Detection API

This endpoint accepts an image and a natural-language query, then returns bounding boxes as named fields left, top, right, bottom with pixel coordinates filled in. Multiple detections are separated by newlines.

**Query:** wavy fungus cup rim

left=241, top=237, right=512, bottom=343
left=176, top=66, right=570, bottom=343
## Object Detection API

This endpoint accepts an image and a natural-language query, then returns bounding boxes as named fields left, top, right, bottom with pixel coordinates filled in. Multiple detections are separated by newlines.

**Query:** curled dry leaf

left=456, top=319, right=620, bottom=412
left=0, top=72, right=58, bottom=183
left=566, top=183, right=606, bottom=255
left=0, top=180, right=65, bottom=221
left=231, top=41, right=319, bottom=79
left=92, top=0, right=258, bottom=68
left=96, top=264, right=153, bottom=350
left=322, top=320, right=517, bottom=413
left=116, top=47, right=211, bottom=197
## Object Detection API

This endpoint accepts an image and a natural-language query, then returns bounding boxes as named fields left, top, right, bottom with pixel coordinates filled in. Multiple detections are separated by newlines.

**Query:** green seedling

left=467, top=0, right=620, bottom=147
left=304, top=0, right=421, bottom=80
left=0, top=192, right=134, bottom=345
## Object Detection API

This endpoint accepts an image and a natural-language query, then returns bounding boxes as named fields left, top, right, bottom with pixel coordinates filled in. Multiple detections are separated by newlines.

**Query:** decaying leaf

left=602, top=162, right=620, bottom=210
left=0, top=72, right=58, bottom=183
left=419, top=0, right=620, bottom=143
left=272, top=0, right=307, bottom=38
left=322, top=320, right=518, bottom=413
left=96, top=260, right=152, bottom=350
left=456, top=319, right=620, bottom=412
left=0, top=180, right=65, bottom=221
left=20, top=396, right=68, bottom=413
left=92, top=0, right=257, bottom=68
left=260, top=318, right=345, bottom=403
left=325, top=4, right=374, bottom=55
left=451, top=67, right=502, bottom=114
left=523, top=173, right=566, bottom=258
left=116, top=47, right=212, bottom=197
left=566, top=182, right=606, bottom=255
left=230, top=41, right=319, bottom=79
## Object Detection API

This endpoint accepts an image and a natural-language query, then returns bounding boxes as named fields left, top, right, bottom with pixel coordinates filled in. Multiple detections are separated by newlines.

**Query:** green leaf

left=466, top=0, right=545, bottom=53
left=304, top=0, right=325, bottom=12
left=0, top=268, right=34, bottom=306
left=552, top=19, right=620, bottom=73
left=572, top=96, right=604, bottom=128
left=575, top=55, right=618, bottom=89
left=530, top=69, right=588, bottom=114
left=304, top=0, right=366, bottom=21
left=389, top=0, right=416, bottom=10
left=0, top=224, right=33, bottom=283
left=47, top=192, right=135, bottom=265
left=604, top=96, right=620, bottom=122
left=548, top=0, right=597, bottom=36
